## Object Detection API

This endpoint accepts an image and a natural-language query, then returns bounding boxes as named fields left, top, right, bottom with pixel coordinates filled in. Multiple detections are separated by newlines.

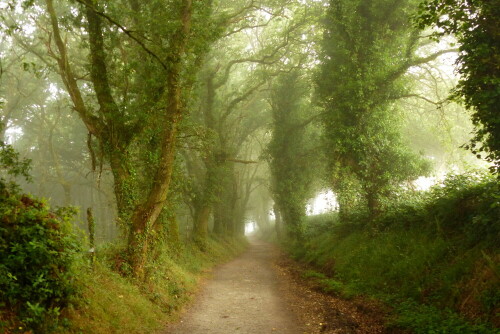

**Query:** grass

left=292, top=227, right=499, bottom=333
left=287, top=175, right=500, bottom=333
left=390, top=300, right=498, bottom=334
left=60, top=236, right=247, bottom=334
left=62, top=264, right=165, bottom=334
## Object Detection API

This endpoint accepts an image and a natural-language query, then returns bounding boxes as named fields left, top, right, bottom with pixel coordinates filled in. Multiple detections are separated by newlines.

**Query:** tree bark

left=193, top=204, right=211, bottom=243
left=128, top=0, right=193, bottom=280
left=128, top=81, right=183, bottom=279
left=274, top=204, right=282, bottom=240
left=366, top=186, right=381, bottom=221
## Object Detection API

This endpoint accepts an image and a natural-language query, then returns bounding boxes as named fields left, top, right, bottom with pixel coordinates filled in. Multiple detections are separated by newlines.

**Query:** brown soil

left=164, top=238, right=394, bottom=334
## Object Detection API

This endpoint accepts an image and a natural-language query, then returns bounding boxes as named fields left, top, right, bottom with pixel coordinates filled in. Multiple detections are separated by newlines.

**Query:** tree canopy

left=0, top=0, right=497, bottom=296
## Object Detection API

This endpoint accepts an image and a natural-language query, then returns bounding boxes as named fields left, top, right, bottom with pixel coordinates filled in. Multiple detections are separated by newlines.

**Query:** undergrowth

left=63, top=236, right=247, bottom=334
left=291, top=172, right=500, bottom=333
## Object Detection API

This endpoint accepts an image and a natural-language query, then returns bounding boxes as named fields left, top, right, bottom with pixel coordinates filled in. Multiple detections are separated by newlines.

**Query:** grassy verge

left=289, top=174, right=499, bottom=333
left=60, top=236, right=247, bottom=334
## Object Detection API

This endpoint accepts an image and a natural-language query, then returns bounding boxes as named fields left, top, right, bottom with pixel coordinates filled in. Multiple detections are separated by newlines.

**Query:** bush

left=303, top=212, right=339, bottom=237
left=425, top=172, right=500, bottom=247
left=370, top=171, right=500, bottom=247
left=0, top=191, right=81, bottom=332
left=0, top=136, right=81, bottom=333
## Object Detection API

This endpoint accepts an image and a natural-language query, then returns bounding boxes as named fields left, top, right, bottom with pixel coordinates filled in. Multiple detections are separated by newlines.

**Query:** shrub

left=0, top=191, right=81, bottom=332
left=0, top=133, right=80, bottom=332
left=424, top=172, right=500, bottom=247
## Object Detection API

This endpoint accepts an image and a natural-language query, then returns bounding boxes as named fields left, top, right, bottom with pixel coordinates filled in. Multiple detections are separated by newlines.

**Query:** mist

left=1, top=0, right=498, bottom=332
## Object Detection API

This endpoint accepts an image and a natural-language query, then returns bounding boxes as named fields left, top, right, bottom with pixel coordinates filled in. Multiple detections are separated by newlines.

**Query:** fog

left=0, top=0, right=489, bottom=246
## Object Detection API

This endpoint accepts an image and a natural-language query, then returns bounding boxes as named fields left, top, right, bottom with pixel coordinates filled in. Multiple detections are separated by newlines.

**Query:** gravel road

left=164, top=238, right=303, bottom=334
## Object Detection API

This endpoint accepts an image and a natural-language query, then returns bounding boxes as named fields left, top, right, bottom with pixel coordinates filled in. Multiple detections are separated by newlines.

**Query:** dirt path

left=164, top=238, right=303, bottom=334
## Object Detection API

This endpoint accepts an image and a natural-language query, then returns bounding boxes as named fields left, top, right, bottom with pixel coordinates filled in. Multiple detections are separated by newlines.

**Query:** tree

left=40, top=0, right=222, bottom=279
left=317, top=0, right=435, bottom=219
left=417, top=0, right=500, bottom=173
left=266, top=70, right=319, bottom=241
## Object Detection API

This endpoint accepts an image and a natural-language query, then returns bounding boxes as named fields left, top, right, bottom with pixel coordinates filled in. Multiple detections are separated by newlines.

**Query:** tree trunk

left=167, top=213, right=180, bottom=246
left=128, top=97, right=182, bottom=279
left=274, top=204, right=282, bottom=240
left=366, top=188, right=381, bottom=221
left=109, top=150, right=133, bottom=222
left=193, top=204, right=211, bottom=244
left=127, top=0, right=194, bottom=279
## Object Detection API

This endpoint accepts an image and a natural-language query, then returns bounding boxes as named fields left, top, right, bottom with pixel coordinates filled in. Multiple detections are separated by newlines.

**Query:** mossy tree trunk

left=128, top=0, right=193, bottom=278
left=46, top=0, right=205, bottom=280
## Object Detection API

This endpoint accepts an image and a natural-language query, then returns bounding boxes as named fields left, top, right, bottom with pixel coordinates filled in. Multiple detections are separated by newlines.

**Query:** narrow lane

left=164, top=238, right=302, bottom=334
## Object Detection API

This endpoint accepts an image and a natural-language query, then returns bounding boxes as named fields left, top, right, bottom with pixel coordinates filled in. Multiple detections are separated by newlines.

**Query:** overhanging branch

left=74, top=0, right=167, bottom=70
left=397, top=93, right=443, bottom=105
left=226, top=158, right=259, bottom=164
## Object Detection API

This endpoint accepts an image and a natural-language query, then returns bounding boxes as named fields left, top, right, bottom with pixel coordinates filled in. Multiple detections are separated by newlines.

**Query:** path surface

left=164, top=238, right=302, bottom=334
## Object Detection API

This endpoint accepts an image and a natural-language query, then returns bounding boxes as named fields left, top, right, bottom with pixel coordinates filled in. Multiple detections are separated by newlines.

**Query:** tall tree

left=42, top=0, right=222, bottom=278
left=317, top=0, right=438, bottom=219
left=266, top=70, right=320, bottom=241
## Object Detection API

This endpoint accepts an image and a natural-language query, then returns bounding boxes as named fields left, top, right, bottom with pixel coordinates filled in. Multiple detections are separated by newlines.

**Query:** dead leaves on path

left=275, top=255, right=395, bottom=334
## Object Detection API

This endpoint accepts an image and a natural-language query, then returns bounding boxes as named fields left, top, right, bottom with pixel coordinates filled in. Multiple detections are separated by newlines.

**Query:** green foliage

left=0, top=123, right=31, bottom=189
left=425, top=173, right=500, bottom=246
left=295, top=172, right=499, bottom=330
left=302, top=270, right=349, bottom=297
left=317, top=0, right=431, bottom=217
left=373, top=171, right=500, bottom=247
left=416, top=0, right=500, bottom=173
left=0, top=128, right=80, bottom=331
left=303, top=212, right=338, bottom=237
left=302, top=269, right=327, bottom=280
left=392, top=301, right=497, bottom=334
left=317, top=278, right=344, bottom=295
left=0, top=192, right=80, bottom=332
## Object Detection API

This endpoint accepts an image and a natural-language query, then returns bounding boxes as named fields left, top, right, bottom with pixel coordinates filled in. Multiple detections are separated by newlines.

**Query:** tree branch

left=410, top=48, right=459, bottom=68
left=396, top=93, right=443, bottom=105
left=226, top=158, right=259, bottom=164
left=220, top=80, right=266, bottom=122
left=389, top=48, right=459, bottom=83
left=45, top=0, right=101, bottom=136
left=223, top=23, right=270, bottom=37
left=74, top=0, right=167, bottom=70
left=213, top=19, right=303, bottom=89
left=84, top=3, right=121, bottom=119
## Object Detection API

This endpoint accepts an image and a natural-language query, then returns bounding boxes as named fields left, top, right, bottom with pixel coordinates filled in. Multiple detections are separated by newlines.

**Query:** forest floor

left=163, top=237, right=392, bottom=334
